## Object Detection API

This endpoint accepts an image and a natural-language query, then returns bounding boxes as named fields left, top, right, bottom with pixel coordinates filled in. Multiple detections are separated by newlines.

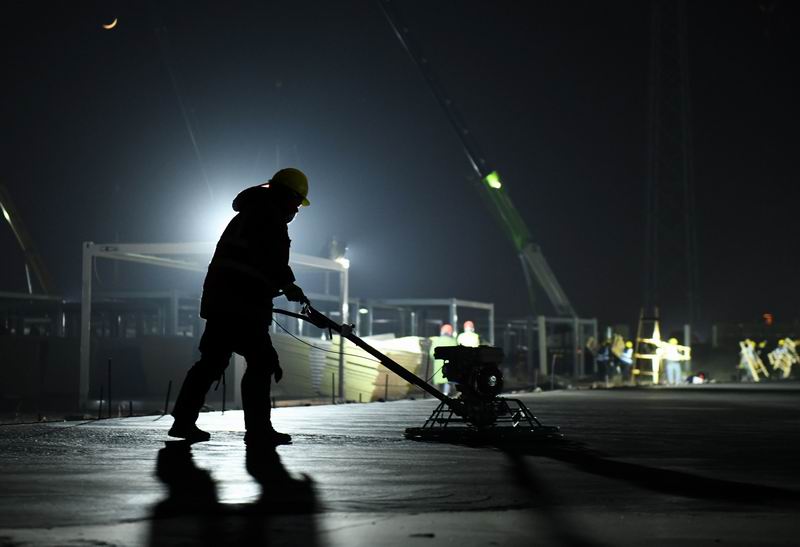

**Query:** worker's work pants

left=172, top=317, right=278, bottom=432
left=666, top=361, right=682, bottom=386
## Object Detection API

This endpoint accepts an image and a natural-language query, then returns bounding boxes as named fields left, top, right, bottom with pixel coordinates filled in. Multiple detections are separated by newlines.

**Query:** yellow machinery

left=768, top=338, right=799, bottom=379
left=738, top=339, right=769, bottom=382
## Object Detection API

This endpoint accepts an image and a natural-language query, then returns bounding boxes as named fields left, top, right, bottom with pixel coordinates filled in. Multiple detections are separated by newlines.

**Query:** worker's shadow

left=494, top=438, right=800, bottom=507
left=148, top=441, right=319, bottom=546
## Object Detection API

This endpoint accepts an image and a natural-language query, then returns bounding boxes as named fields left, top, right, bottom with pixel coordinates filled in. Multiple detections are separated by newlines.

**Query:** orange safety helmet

left=440, top=323, right=454, bottom=336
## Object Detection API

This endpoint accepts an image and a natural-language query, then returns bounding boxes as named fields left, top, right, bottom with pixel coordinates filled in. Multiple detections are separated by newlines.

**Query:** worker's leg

left=666, top=362, right=679, bottom=385
left=238, top=326, right=279, bottom=433
left=172, top=320, right=232, bottom=427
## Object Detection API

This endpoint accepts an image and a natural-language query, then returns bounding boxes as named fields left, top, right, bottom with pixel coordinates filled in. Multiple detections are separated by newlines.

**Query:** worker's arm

left=281, top=282, right=308, bottom=304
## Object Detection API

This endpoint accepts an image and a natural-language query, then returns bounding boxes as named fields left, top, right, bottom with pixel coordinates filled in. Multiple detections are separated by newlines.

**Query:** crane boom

left=0, top=183, right=56, bottom=295
left=378, top=0, right=575, bottom=316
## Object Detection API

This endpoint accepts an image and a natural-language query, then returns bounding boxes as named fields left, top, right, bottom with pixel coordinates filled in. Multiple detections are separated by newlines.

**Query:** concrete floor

left=1, top=385, right=799, bottom=546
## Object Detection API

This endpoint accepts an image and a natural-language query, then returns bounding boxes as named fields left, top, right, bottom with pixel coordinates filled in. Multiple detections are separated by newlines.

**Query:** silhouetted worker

left=429, top=323, right=457, bottom=395
left=457, top=320, right=480, bottom=347
left=169, top=168, right=311, bottom=446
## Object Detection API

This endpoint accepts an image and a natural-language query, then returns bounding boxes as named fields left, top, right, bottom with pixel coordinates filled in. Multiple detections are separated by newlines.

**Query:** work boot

left=244, top=429, right=292, bottom=446
left=168, top=422, right=211, bottom=443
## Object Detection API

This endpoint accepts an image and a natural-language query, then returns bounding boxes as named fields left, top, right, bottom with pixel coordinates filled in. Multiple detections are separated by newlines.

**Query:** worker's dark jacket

left=200, top=186, right=294, bottom=320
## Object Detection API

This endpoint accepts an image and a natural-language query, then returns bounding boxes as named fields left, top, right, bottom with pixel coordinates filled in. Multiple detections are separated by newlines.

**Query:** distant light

left=102, top=18, right=118, bottom=30
left=358, top=307, right=369, bottom=315
left=763, top=313, right=774, bottom=326
left=335, top=257, right=350, bottom=270
left=484, top=171, right=502, bottom=189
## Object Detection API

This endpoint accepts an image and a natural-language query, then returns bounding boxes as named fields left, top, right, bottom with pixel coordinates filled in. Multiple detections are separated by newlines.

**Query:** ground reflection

left=149, top=441, right=319, bottom=546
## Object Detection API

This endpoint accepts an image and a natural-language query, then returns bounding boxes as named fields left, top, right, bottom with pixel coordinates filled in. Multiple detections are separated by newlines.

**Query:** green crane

left=378, top=0, right=575, bottom=317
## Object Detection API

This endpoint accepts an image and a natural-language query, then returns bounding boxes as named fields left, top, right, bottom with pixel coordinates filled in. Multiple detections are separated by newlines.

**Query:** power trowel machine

left=275, top=304, right=562, bottom=443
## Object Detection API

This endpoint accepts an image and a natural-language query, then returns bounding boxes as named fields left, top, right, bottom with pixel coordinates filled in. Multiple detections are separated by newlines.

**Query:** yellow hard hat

left=779, top=339, right=785, bottom=346
left=625, top=341, right=633, bottom=349
left=270, top=168, right=310, bottom=206
left=668, top=337, right=678, bottom=345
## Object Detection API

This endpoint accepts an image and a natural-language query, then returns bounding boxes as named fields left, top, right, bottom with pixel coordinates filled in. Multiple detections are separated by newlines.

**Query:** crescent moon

left=102, top=18, right=118, bottom=30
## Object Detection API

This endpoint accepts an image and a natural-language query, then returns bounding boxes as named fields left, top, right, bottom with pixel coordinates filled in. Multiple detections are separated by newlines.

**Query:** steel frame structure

left=79, top=241, right=348, bottom=409
left=361, top=297, right=495, bottom=344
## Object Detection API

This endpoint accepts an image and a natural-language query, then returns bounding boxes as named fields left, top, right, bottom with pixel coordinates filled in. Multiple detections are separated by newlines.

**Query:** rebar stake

left=163, top=380, right=173, bottom=416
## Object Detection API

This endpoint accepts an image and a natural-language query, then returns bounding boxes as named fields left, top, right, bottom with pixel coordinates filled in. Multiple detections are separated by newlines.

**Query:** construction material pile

left=270, top=332, right=427, bottom=402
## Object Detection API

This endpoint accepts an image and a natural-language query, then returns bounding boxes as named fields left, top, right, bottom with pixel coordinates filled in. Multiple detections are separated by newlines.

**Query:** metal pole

left=97, top=385, right=103, bottom=420
left=422, top=340, right=431, bottom=398
left=168, top=289, right=179, bottom=336
left=488, top=304, right=495, bottom=345
left=331, top=373, right=336, bottom=405
left=79, top=242, right=94, bottom=410
left=526, top=318, right=534, bottom=384
left=337, top=337, right=345, bottom=403
left=107, top=358, right=112, bottom=419
left=338, top=265, right=349, bottom=401
left=450, top=299, right=458, bottom=338
left=537, top=315, right=547, bottom=375
left=163, top=380, right=172, bottom=416
left=573, top=316, right=581, bottom=377
left=384, top=374, right=389, bottom=401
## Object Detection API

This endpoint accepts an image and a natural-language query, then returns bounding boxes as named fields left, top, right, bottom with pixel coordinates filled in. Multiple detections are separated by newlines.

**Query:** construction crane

left=378, top=0, right=575, bottom=317
left=0, top=183, right=55, bottom=295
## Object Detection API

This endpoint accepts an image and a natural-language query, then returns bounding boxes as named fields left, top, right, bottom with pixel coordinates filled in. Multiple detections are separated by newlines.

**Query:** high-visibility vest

left=457, top=331, right=480, bottom=348
left=428, top=335, right=457, bottom=384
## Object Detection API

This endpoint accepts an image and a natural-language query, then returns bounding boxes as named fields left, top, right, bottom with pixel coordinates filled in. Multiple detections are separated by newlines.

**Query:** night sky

left=2, top=0, right=797, bottom=333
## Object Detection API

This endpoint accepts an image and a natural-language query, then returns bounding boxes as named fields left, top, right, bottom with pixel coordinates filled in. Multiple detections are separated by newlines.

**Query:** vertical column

left=525, top=318, right=534, bottom=383
left=168, top=290, right=179, bottom=336
left=537, top=315, right=547, bottom=375
left=338, top=265, right=349, bottom=400
left=449, top=299, right=458, bottom=338
left=488, top=304, right=495, bottom=346
left=592, top=318, right=599, bottom=374
left=79, top=242, right=94, bottom=410
left=572, top=317, right=581, bottom=376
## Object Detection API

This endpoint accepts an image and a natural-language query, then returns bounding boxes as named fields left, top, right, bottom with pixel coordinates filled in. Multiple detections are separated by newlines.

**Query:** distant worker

left=768, top=338, right=799, bottom=379
left=595, top=340, right=611, bottom=382
left=169, top=168, right=311, bottom=446
left=457, top=320, right=480, bottom=347
left=619, top=340, right=634, bottom=381
left=429, top=323, right=458, bottom=395
left=664, top=338, right=683, bottom=385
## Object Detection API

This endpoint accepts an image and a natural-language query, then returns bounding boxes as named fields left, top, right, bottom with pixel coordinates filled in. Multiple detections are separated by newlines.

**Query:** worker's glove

left=282, top=282, right=308, bottom=304
left=273, top=365, right=283, bottom=383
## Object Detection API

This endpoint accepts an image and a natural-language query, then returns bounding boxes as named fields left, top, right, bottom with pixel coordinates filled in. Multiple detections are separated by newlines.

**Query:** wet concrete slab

left=1, top=386, right=799, bottom=546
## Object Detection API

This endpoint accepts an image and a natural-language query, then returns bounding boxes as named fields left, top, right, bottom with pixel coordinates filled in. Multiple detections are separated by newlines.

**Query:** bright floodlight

left=484, top=171, right=502, bottom=189
left=335, top=257, right=350, bottom=270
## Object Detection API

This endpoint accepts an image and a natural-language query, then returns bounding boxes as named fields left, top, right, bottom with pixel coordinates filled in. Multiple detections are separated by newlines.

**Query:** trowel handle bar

left=273, top=305, right=452, bottom=405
